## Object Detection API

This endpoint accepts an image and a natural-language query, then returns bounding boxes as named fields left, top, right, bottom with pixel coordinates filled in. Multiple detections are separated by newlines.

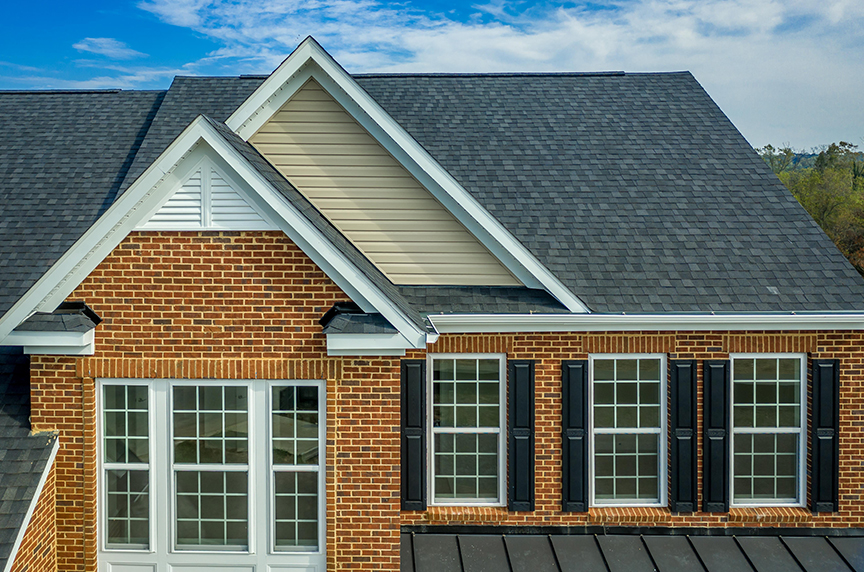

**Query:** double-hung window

left=731, top=354, right=806, bottom=506
left=429, top=354, right=506, bottom=505
left=589, top=355, right=666, bottom=506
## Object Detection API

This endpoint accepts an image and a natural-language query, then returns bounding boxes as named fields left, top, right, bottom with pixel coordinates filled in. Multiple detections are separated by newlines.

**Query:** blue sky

left=0, top=0, right=861, bottom=150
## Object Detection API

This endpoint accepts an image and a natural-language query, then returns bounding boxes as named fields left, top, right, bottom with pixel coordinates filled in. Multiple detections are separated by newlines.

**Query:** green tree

left=764, top=140, right=864, bottom=275
left=757, top=144, right=796, bottom=175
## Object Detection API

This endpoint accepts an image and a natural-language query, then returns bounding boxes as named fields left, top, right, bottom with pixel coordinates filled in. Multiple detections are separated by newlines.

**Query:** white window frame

left=96, top=378, right=326, bottom=571
left=267, top=379, right=326, bottom=554
left=588, top=353, right=668, bottom=508
left=97, top=382, right=156, bottom=553
left=729, top=353, right=807, bottom=508
left=168, top=381, right=254, bottom=553
left=426, top=353, right=507, bottom=507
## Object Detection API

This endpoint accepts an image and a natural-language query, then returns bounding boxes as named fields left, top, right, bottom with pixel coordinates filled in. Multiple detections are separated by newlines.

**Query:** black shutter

left=561, top=360, right=588, bottom=512
left=670, top=360, right=698, bottom=512
left=401, top=360, right=426, bottom=511
left=508, top=360, right=535, bottom=511
left=811, top=359, right=840, bottom=512
left=703, top=360, right=730, bottom=512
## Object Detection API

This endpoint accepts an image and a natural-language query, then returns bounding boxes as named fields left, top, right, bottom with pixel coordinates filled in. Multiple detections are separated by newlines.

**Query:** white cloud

left=73, top=37, right=147, bottom=60
left=128, top=0, right=864, bottom=148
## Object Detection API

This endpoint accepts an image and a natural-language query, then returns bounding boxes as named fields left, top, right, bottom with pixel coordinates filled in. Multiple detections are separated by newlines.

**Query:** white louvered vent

left=138, top=160, right=276, bottom=230
left=147, top=168, right=203, bottom=225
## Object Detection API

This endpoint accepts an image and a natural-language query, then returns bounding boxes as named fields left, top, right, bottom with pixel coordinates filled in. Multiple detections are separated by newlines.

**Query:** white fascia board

left=0, top=115, right=426, bottom=349
left=2, top=436, right=59, bottom=572
left=326, top=332, right=413, bottom=356
left=0, top=329, right=95, bottom=355
left=428, top=313, right=864, bottom=333
left=225, top=37, right=589, bottom=314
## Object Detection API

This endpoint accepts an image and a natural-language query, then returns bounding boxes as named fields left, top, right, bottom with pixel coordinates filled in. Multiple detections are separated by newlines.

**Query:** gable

left=136, top=157, right=276, bottom=230
left=0, top=116, right=429, bottom=351
left=249, top=79, right=520, bottom=286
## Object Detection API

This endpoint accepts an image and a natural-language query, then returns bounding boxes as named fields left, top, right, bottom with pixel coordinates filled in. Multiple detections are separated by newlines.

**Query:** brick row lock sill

left=411, top=506, right=814, bottom=524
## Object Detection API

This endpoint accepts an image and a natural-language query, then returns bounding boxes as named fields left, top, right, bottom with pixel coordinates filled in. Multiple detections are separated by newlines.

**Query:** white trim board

left=0, top=329, right=95, bottom=355
left=428, top=312, right=864, bottom=333
left=0, top=116, right=426, bottom=350
left=3, top=436, right=59, bottom=572
left=225, top=36, right=588, bottom=314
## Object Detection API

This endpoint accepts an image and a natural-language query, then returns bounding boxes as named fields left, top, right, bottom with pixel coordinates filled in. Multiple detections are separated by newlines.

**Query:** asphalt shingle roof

left=398, top=286, right=568, bottom=315
left=355, top=72, right=864, bottom=312
left=2, top=71, right=864, bottom=318
left=0, top=90, right=164, bottom=319
left=0, top=347, right=56, bottom=569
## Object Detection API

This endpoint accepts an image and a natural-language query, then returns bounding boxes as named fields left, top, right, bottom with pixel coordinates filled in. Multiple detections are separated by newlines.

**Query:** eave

left=428, top=312, right=864, bottom=333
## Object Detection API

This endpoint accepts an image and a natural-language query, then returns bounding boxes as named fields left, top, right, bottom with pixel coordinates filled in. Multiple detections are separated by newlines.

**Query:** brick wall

left=25, top=229, right=864, bottom=572
left=9, top=463, right=57, bottom=572
left=29, top=231, right=400, bottom=571
left=402, top=331, right=864, bottom=528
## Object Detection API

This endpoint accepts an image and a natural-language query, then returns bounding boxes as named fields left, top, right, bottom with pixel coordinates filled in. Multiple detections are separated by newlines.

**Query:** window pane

left=103, top=385, right=149, bottom=464
left=274, top=472, right=318, bottom=551
left=175, top=471, right=248, bottom=547
left=593, top=359, right=661, bottom=430
left=434, top=433, right=498, bottom=501
left=433, top=358, right=500, bottom=431
left=593, top=434, right=660, bottom=502
left=106, top=469, right=149, bottom=547
left=173, top=386, right=248, bottom=465
left=733, top=433, right=798, bottom=503
left=272, top=386, right=319, bottom=465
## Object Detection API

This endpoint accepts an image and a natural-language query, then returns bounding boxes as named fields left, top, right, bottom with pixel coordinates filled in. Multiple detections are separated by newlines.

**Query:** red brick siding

left=30, top=231, right=399, bottom=571
left=402, top=332, right=862, bottom=528
left=25, top=230, right=864, bottom=572
left=9, top=463, right=57, bottom=572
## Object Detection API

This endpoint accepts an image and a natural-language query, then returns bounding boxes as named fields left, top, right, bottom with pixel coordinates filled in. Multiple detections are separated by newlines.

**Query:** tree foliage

left=758, top=141, right=864, bottom=275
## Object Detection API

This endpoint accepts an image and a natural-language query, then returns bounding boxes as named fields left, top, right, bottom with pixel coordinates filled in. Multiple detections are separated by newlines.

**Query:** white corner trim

left=428, top=312, right=864, bottom=333
left=325, top=332, right=414, bottom=356
left=225, top=37, right=588, bottom=314
left=0, top=116, right=426, bottom=349
left=2, top=436, right=59, bottom=572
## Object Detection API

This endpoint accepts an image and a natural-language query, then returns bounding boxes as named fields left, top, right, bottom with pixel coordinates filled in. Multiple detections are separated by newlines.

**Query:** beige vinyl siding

left=249, top=79, right=520, bottom=286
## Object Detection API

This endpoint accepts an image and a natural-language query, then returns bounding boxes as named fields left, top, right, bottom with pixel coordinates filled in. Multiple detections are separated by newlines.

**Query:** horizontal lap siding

left=249, top=79, right=520, bottom=286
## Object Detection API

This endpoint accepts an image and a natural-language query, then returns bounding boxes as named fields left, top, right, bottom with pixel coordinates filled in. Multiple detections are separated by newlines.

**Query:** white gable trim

left=0, top=117, right=426, bottom=348
left=226, top=37, right=589, bottom=313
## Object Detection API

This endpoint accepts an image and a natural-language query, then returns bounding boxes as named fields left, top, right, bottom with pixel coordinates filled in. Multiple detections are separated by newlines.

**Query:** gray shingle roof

left=356, top=72, right=864, bottom=312
left=0, top=90, right=164, bottom=320
left=398, top=286, right=568, bottom=315
left=0, top=347, right=56, bottom=569
left=2, top=71, right=864, bottom=319
left=321, top=313, right=398, bottom=334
